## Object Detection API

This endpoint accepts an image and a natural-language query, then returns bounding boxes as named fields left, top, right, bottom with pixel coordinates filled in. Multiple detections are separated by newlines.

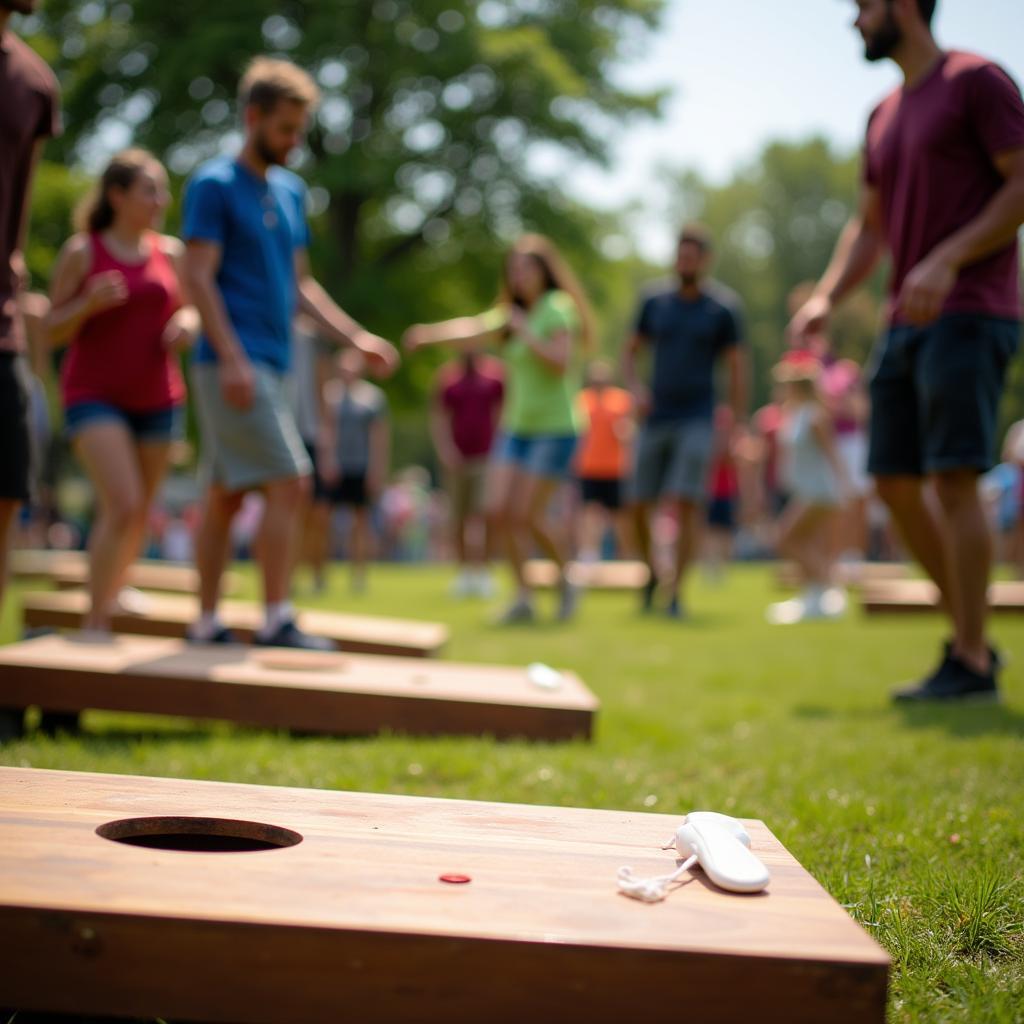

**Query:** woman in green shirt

left=404, top=234, right=594, bottom=623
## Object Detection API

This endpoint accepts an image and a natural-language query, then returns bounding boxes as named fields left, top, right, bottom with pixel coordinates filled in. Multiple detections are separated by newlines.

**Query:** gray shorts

left=191, top=362, right=311, bottom=492
left=630, top=418, right=714, bottom=503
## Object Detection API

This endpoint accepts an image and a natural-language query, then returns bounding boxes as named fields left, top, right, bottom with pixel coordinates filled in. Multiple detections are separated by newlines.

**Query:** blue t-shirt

left=183, top=156, right=310, bottom=372
left=635, top=281, right=743, bottom=423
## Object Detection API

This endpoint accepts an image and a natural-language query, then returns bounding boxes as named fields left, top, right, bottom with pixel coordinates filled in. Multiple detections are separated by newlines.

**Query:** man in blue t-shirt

left=622, top=224, right=748, bottom=618
left=183, top=56, right=398, bottom=650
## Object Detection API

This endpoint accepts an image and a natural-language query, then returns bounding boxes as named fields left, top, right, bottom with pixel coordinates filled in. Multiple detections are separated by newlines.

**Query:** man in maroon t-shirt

left=430, top=351, right=504, bottom=597
left=791, top=0, right=1024, bottom=702
left=0, top=0, right=60, bottom=615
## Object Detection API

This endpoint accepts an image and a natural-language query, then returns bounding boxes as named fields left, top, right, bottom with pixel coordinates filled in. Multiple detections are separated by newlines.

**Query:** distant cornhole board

left=861, top=578, right=1024, bottom=615
left=524, top=559, right=650, bottom=590
left=20, top=590, right=449, bottom=658
left=776, top=561, right=908, bottom=590
left=0, top=766, right=888, bottom=1024
left=10, top=548, right=238, bottom=595
left=0, top=634, right=595, bottom=741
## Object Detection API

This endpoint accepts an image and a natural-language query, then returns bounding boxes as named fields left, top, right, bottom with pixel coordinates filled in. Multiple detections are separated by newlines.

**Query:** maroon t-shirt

left=864, top=51, right=1024, bottom=325
left=0, top=30, right=61, bottom=352
left=438, top=356, right=504, bottom=459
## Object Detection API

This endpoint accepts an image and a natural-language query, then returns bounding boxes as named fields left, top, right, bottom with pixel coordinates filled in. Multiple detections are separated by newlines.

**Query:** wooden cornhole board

left=0, top=766, right=889, bottom=1024
left=524, top=558, right=650, bottom=590
left=20, top=589, right=449, bottom=658
left=0, top=633, right=595, bottom=741
left=776, top=560, right=908, bottom=590
left=10, top=548, right=239, bottom=595
left=861, top=578, right=1024, bottom=615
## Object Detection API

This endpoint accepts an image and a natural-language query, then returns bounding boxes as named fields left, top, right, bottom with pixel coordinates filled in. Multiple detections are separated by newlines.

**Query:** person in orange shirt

left=575, top=360, right=635, bottom=562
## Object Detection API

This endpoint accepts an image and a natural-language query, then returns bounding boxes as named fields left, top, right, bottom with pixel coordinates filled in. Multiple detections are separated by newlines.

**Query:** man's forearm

left=298, top=276, right=365, bottom=347
left=816, top=217, right=885, bottom=306
left=189, top=275, right=245, bottom=362
left=728, top=348, right=750, bottom=422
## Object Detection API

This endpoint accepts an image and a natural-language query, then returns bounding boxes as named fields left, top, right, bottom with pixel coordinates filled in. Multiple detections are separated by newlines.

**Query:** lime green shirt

left=499, top=290, right=581, bottom=436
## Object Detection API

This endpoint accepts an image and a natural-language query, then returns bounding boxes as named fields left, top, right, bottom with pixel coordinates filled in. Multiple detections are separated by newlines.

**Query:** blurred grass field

left=2, top=561, right=1022, bottom=1023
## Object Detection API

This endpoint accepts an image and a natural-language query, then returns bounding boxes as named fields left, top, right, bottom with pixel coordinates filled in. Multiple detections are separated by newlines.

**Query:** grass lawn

left=2, top=562, right=1023, bottom=1022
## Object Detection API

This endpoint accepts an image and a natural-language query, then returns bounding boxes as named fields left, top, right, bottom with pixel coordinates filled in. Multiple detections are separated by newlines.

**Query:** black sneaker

left=254, top=618, right=334, bottom=651
left=640, top=573, right=659, bottom=613
left=891, top=650, right=1000, bottom=703
left=665, top=594, right=687, bottom=620
left=187, top=624, right=239, bottom=645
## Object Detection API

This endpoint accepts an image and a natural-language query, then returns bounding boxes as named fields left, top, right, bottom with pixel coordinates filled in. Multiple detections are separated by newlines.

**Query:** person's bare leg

left=0, top=499, right=19, bottom=617
left=632, top=501, right=655, bottom=576
left=668, top=498, right=702, bottom=602
left=259, top=475, right=309, bottom=605
left=195, top=483, right=245, bottom=616
left=350, top=505, right=372, bottom=591
left=874, top=475, right=952, bottom=603
left=72, top=423, right=146, bottom=630
left=523, top=476, right=564, bottom=572
left=932, top=469, right=991, bottom=672
left=302, top=499, right=332, bottom=589
left=484, top=461, right=523, bottom=589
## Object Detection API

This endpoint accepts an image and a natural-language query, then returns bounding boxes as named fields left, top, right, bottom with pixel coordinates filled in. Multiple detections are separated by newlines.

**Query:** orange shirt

left=576, top=386, right=633, bottom=479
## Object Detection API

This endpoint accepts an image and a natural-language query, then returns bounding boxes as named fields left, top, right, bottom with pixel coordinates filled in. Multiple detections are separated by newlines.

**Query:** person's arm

left=9, top=140, right=47, bottom=294
left=403, top=309, right=506, bottom=354
left=294, top=250, right=399, bottom=377
left=621, top=332, right=652, bottom=418
left=368, top=410, right=390, bottom=500
left=724, top=344, right=749, bottom=426
left=506, top=304, right=571, bottom=374
left=316, top=382, right=340, bottom=488
left=45, top=234, right=128, bottom=347
left=789, top=183, right=886, bottom=342
left=183, top=239, right=255, bottom=410
left=160, top=236, right=201, bottom=353
left=429, top=386, right=460, bottom=470
left=898, top=148, right=1024, bottom=324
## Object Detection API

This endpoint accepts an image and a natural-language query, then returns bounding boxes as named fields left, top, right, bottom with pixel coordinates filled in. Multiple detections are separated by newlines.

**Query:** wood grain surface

left=20, top=589, right=449, bottom=657
left=0, top=634, right=596, bottom=740
left=524, top=559, right=650, bottom=590
left=861, top=579, right=1024, bottom=614
left=0, top=766, right=888, bottom=1023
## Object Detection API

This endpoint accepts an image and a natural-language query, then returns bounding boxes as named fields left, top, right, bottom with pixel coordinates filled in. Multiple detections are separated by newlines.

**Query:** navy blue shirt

left=635, top=282, right=743, bottom=423
left=183, top=156, right=310, bottom=372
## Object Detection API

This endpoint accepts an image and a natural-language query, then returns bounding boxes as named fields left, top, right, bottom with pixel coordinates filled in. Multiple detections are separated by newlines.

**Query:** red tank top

left=61, top=232, right=184, bottom=411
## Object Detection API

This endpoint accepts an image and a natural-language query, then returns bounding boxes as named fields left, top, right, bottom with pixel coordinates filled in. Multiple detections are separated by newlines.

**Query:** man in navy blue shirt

left=183, top=57, right=398, bottom=649
left=622, top=224, right=748, bottom=617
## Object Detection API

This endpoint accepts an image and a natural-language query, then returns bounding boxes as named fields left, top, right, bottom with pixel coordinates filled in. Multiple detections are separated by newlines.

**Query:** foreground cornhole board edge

left=0, top=766, right=889, bottom=1024
left=0, top=633, right=595, bottom=741
left=524, top=558, right=650, bottom=590
left=861, top=579, right=1024, bottom=614
left=10, top=549, right=239, bottom=595
left=775, top=561, right=909, bottom=590
left=20, top=589, right=449, bottom=658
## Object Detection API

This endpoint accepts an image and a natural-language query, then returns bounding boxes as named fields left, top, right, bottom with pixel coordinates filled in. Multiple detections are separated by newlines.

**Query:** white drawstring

left=617, top=852, right=698, bottom=903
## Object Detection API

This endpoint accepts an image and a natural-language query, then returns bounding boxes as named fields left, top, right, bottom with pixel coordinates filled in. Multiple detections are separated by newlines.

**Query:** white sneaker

left=472, top=570, right=496, bottom=599
left=766, top=597, right=808, bottom=625
left=450, top=571, right=475, bottom=598
left=820, top=586, right=848, bottom=618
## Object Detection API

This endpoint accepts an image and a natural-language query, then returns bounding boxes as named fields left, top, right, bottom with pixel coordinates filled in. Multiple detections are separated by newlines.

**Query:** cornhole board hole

left=20, top=589, right=449, bottom=658
left=10, top=548, right=239, bottom=595
left=524, top=558, right=650, bottom=590
left=776, top=561, right=908, bottom=590
left=0, top=634, right=596, bottom=741
left=861, top=578, right=1024, bottom=615
left=0, top=766, right=889, bottom=1024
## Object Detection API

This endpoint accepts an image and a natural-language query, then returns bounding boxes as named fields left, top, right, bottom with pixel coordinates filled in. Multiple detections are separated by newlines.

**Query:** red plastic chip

left=438, top=873, right=472, bottom=884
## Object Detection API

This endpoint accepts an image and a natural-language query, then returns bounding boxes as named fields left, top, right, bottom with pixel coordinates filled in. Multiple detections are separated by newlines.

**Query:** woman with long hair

left=46, top=148, right=199, bottom=631
left=404, top=234, right=595, bottom=622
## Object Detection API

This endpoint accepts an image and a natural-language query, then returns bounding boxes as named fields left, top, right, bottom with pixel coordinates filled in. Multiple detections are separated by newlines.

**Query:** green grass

left=2, top=563, right=1023, bottom=1023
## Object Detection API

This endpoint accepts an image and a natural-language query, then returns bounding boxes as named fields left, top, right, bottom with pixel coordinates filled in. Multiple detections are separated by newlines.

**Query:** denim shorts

left=867, top=314, right=1019, bottom=476
left=492, top=432, right=578, bottom=480
left=65, top=400, right=183, bottom=442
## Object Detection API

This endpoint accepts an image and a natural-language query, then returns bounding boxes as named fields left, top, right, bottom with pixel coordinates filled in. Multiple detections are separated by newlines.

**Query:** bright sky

left=553, top=0, right=1024, bottom=262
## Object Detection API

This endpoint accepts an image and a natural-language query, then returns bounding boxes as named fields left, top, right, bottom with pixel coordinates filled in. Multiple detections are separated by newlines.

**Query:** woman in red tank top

left=46, top=149, right=199, bottom=630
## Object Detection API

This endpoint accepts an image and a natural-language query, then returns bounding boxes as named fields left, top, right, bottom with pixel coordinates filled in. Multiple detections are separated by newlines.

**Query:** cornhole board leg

left=0, top=634, right=597, bottom=741
left=0, top=766, right=889, bottom=1024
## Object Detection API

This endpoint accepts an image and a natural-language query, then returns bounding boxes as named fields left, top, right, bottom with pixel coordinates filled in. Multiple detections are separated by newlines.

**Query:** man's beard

left=679, top=273, right=699, bottom=289
left=254, top=131, right=288, bottom=167
left=864, top=10, right=903, bottom=62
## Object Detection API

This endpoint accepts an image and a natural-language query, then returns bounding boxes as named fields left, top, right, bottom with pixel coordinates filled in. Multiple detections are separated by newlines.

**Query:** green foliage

left=2, top=563, right=1023, bottom=1023
left=662, top=137, right=886, bottom=408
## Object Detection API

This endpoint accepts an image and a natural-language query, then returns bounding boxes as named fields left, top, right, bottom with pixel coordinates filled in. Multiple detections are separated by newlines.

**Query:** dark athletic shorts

left=867, top=314, right=1019, bottom=477
left=579, top=476, right=623, bottom=510
left=0, top=352, right=34, bottom=502
left=326, top=472, right=368, bottom=508
left=707, top=496, right=736, bottom=530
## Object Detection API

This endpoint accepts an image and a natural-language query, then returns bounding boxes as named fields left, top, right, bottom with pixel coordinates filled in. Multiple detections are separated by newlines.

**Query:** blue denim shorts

left=65, top=400, right=183, bottom=442
left=492, top=432, right=578, bottom=480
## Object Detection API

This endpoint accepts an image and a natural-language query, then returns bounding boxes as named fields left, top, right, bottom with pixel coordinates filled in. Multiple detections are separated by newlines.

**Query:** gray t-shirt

left=635, top=281, right=743, bottom=423
left=331, top=380, right=387, bottom=474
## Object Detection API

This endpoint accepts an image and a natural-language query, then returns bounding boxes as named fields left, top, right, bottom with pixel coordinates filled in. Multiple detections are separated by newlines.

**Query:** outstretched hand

left=357, top=332, right=400, bottom=377
left=787, top=292, right=832, bottom=347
